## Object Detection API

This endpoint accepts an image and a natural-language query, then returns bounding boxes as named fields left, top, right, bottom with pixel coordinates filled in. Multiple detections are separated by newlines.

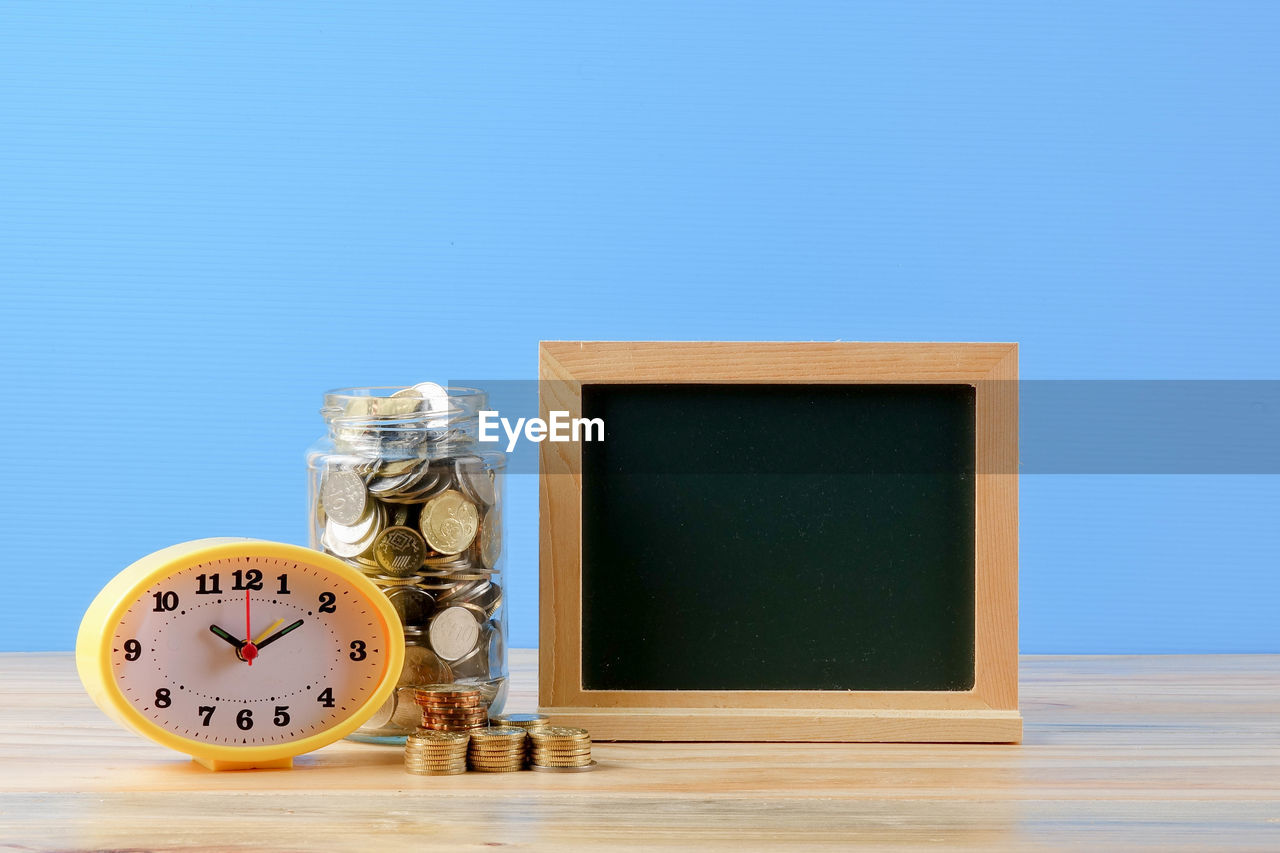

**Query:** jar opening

left=322, top=385, right=489, bottom=429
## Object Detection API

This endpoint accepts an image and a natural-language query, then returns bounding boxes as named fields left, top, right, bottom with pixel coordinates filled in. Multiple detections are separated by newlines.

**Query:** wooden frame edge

left=538, top=706, right=1023, bottom=744
left=538, top=341, right=1021, bottom=741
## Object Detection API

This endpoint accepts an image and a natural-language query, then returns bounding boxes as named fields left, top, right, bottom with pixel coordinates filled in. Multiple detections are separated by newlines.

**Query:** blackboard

left=580, top=383, right=976, bottom=692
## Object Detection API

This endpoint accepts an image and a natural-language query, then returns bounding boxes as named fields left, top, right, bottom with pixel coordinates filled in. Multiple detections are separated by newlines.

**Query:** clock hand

left=241, top=590, right=258, bottom=665
left=209, top=624, right=244, bottom=649
left=253, top=618, right=285, bottom=646
left=254, top=619, right=305, bottom=652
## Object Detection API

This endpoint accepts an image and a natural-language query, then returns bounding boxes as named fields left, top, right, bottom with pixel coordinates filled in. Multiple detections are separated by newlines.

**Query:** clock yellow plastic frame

left=76, top=538, right=406, bottom=771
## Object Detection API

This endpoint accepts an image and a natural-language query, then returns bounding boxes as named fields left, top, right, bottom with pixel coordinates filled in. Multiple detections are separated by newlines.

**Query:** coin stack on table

left=490, top=713, right=549, bottom=732
left=401, top=715, right=597, bottom=775
left=413, top=685, right=489, bottom=732
left=466, top=727, right=528, bottom=772
left=309, top=382, right=507, bottom=739
left=528, top=726, right=596, bottom=772
left=403, top=729, right=469, bottom=776
left=491, top=712, right=550, bottom=764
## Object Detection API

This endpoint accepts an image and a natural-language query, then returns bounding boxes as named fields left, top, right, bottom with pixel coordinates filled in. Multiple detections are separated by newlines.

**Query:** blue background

left=2, top=2, right=1277, bottom=653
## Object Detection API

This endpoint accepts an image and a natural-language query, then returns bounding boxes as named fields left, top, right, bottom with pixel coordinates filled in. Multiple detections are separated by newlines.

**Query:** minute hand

left=254, top=619, right=304, bottom=651
left=209, top=624, right=244, bottom=649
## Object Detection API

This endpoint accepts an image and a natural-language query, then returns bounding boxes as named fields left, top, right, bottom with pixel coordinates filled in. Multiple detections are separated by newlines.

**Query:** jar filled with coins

left=306, top=384, right=507, bottom=743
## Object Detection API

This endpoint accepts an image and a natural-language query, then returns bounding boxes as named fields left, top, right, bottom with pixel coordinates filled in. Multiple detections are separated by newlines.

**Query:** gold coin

left=406, top=743, right=467, bottom=752
left=529, top=760, right=597, bottom=773
left=419, top=489, right=480, bottom=554
left=471, top=746, right=523, bottom=753
left=468, top=762, right=525, bottom=769
left=398, top=647, right=454, bottom=690
left=373, top=526, right=428, bottom=577
left=531, top=746, right=593, bottom=755
left=468, top=764, right=525, bottom=773
left=529, top=726, right=590, bottom=739
left=413, top=684, right=480, bottom=694
left=467, top=726, right=525, bottom=740
left=405, top=767, right=467, bottom=776
left=407, top=729, right=469, bottom=744
left=479, top=509, right=502, bottom=569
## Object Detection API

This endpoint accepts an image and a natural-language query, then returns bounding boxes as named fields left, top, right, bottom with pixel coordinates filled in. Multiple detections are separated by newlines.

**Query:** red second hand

left=242, top=589, right=258, bottom=666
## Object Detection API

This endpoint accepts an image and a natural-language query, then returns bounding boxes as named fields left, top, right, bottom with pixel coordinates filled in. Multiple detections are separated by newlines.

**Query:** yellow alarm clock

left=76, top=538, right=405, bottom=770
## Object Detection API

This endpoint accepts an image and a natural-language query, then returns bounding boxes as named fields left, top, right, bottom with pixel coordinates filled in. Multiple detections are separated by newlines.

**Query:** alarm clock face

left=109, top=554, right=393, bottom=746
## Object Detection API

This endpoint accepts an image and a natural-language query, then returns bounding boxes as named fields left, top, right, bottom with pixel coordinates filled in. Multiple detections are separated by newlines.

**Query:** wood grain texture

left=1, top=652, right=1277, bottom=851
left=539, top=341, right=1020, bottom=740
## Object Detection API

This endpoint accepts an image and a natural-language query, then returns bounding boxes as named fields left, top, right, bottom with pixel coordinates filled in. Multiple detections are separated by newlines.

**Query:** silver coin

left=428, top=606, right=481, bottom=662
left=487, top=622, right=505, bottom=676
left=367, top=470, right=419, bottom=495
left=320, top=469, right=367, bottom=525
left=411, top=382, right=450, bottom=414
left=455, top=457, right=496, bottom=507
left=323, top=502, right=384, bottom=558
left=438, top=579, right=491, bottom=605
left=448, top=635, right=489, bottom=679
left=325, top=501, right=379, bottom=544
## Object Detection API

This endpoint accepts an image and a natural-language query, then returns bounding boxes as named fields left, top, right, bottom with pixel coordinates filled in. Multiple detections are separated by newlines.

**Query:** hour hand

left=209, top=624, right=244, bottom=649
left=255, top=620, right=304, bottom=651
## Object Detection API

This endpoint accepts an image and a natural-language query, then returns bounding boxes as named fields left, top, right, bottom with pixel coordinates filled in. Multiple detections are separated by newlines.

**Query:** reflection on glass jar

left=305, top=384, right=507, bottom=743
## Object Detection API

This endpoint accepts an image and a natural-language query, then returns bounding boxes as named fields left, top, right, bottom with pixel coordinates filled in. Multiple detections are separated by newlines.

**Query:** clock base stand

left=194, top=756, right=294, bottom=772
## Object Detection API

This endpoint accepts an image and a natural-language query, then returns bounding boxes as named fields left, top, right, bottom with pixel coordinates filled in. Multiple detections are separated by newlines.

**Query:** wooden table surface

left=1, top=651, right=1277, bottom=851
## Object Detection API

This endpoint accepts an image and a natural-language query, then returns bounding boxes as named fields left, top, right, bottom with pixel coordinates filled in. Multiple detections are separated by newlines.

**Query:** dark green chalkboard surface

left=580, top=383, right=976, bottom=692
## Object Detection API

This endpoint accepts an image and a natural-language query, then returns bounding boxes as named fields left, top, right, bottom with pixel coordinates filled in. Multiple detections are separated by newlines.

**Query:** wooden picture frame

left=538, top=341, right=1020, bottom=742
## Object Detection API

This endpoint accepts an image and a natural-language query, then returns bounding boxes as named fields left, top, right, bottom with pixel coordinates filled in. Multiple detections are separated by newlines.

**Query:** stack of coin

left=490, top=713, right=548, bottom=762
left=489, top=712, right=549, bottom=732
left=403, top=729, right=469, bottom=776
left=466, top=727, right=527, bottom=772
left=413, top=685, right=489, bottom=732
left=528, top=726, right=596, bottom=772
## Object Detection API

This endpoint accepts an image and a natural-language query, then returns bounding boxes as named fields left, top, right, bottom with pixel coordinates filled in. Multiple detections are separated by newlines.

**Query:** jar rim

left=321, top=385, right=488, bottom=425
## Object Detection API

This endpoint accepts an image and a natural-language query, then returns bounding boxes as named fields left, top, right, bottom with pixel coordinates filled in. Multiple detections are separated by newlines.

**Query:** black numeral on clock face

left=236, top=709, right=254, bottom=730
left=198, top=706, right=215, bottom=726
left=273, top=706, right=290, bottom=727
left=349, top=640, right=367, bottom=661
left=123, top=639, right=142, bottom=661
left=196, top=573, right=222, bottom=595
left=155, top=688, right=172, bottom=708
left=231, top=569, right=263, bottom=591
left=317, top=687, right=335, bottom=708
left=152, top=591, right=179, bottom=612
left=318, top=592, right=337, bottom=613
left=276, top=573, right=291, bottom=595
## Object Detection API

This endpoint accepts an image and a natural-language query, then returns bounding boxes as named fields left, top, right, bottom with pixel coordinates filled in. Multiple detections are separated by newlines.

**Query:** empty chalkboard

left=580, top=383, right=976, bottom=692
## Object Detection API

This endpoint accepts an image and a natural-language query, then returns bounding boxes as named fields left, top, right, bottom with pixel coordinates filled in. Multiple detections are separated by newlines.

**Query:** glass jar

left=306, top=384, right=507, bottom=743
